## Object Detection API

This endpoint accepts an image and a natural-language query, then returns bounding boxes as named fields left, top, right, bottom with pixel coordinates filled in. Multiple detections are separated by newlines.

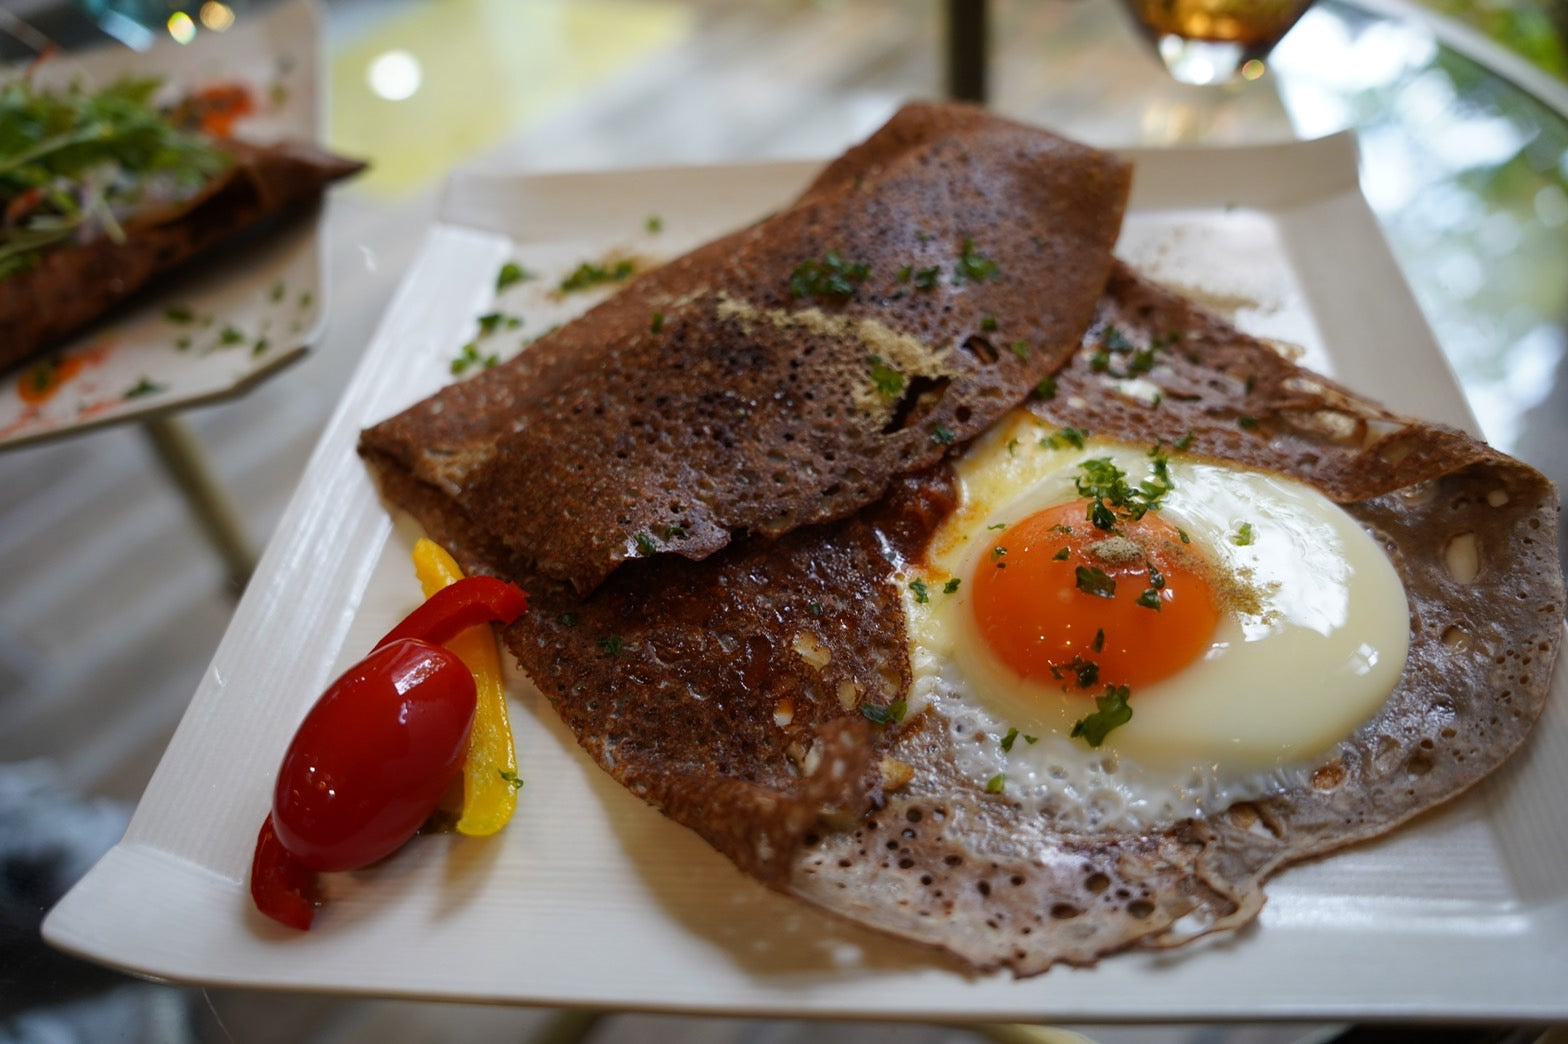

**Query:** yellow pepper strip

left=412, top=538, right=519, bottom=836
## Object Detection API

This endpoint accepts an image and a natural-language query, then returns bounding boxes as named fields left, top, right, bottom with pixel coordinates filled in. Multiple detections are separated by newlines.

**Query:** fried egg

left=902, top=409, right=1410, bottom=832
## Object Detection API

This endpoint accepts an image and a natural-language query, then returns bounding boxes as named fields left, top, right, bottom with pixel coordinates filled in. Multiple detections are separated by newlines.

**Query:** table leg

left=946, top=0, right=989, bottom=103
left=140, top=414, right=257, bottom=593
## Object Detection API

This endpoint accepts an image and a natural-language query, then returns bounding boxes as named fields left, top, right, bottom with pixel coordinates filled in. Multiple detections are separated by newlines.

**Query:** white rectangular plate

left=45, top=134, right=1568, bottom=1022
left=0, top=0, right=332, bottom=450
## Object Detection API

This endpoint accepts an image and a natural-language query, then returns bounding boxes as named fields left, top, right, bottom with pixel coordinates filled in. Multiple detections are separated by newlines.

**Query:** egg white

left=902, top=410, right=1409, bottom=833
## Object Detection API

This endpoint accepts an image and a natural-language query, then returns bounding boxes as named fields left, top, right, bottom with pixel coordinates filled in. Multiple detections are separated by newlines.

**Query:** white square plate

left=0, top=0, right=334, bottom=450
left=45, top=134, right=1568, bottom=1022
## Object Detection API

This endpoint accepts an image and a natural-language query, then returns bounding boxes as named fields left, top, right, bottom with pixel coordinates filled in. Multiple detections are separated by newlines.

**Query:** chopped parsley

left=1092, top=628, right=1105, bottom=652
left=498, top=769, right=524, bottom=791
left=663, top=523, right=687, bottom=539
left=912, top=265, right=941, bottom=291
left=634, top=531, right=658, bottom=555
left=599, top=635, right=625, bottom=657
left=561, top=258, right=637, bottom=293
left=860, top=699, right=907, bottom=725
left=165, top=304, right=196, bottom=324
left=124, top=377, right=164, bottom=398
left=1136, top=588, right=1162, bottom=610
left=556, top=612, right=579, bottom=627
left=1073, top=455, right=1173, bottom=529
left=1009, top=340, right=1031, bottom=361
left=953, top=238, right=1000, bottom=284
left=943, top=578, right=962, bottom=594
left=496, top=261, right=534, bottom=291
left=868, top=354, right=905, bottom=397
left=930, top=425, right=957, bottom=446
left=1232, top=521, right=1256, bottom=546
left=1044, top=426, right=1088, bottom=451
left=1175, top=430, right=1195, bottom=451
left=984, top=772, right=1006, bottom=794
left=1090, top=323, right=1167, bottom=379
left=806, top=601, right=825, bottom=617
left=450, top=341, right=498, bottom=376
left=1035, top=376, right=1058, bottom=401
left=1000, top=727, right=1020, bottom=752
left=1052, top=656, right=1099, bottom=689
left=1237, top=415, right=1259, bottom=430
left=650, top=311, right=665, bottom=334
left=1070, top=685, right=1133, bottom=747
left=980, top=313, right=999, bottom=332
left=645, top=214, right=663, bottom=233
left=1075, top=566, right=1116, bottom=599
left=477, top=311, right=523, bottom=335
left=909, top=578, right=930, bottom=604
left=1051, top=546, right=1070, bottom=561
left=217, top=325, right=245, bottom=347
left=787, top=250, right=870, bottom=300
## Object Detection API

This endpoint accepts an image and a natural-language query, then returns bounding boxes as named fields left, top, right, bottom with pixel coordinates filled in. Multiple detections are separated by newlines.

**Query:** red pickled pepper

left=249, top=575, right=527, bottom=929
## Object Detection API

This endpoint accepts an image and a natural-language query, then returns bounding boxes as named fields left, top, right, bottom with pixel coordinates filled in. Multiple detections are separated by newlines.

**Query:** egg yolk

left=970, top=501, right=1220, bottom=691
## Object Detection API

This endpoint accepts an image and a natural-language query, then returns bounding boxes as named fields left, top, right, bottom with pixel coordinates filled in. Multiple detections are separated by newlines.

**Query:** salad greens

left=0, top=75, right=231, bottom=280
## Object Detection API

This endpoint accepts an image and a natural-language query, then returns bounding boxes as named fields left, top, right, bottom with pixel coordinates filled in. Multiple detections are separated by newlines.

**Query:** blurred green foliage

left=1414, top=0, right=1568, bottom=77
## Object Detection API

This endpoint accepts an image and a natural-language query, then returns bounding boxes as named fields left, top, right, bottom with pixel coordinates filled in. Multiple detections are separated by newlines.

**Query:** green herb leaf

left=599, top=635, right=625, bottom=657
left=645, top=214, right=663, bottom=233
left=868, top=353, right=905, bottom=397
left=1075, top=566, right=1116, bottom=599
left=1000, top=727, right=1020, bottom=752
left=909, top=578, right=930, bottom=604
left=1035, top=376, right=1058, bottom=400
left=985, top=772, right=1006, bottom=794
left=561, top=258, right=637, bottom=293
left=1070, top=685, right=1133, bottom=747
left=650, top=311, right=665, bottom=334
left=634, top=531, right=657, bottom=555
left=787, top=250, right=871, bottom=300
left=557, top=612, right=579, bottom=627
left=860, top=700, right=907, bottom=725
left=498, top=769, right=524, bottom=791
left=1046, top=426, right=1088, bottom=450
left=953, top=238, right=1000, bottom=284
left=496, top=261, right=534, bottom=291
left=1136, top=588, right=1162, bottom=610
left=930, top=425, right=956, bottom=446
left=1232, top=521, right=1256, bottom=546
left=0, top=76, right=233, bottom=280
left=1052, top=546, right=1070, bottom=561
left=943, top=577, right=961, bottom=594
left=1009, top=339, right=1031, bottom=361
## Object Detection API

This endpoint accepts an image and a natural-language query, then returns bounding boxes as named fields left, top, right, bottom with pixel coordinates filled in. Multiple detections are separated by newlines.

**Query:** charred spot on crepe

left=360, top=102, right=1132, bottom=595
left=359, top=103, right=1564, bottom=976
